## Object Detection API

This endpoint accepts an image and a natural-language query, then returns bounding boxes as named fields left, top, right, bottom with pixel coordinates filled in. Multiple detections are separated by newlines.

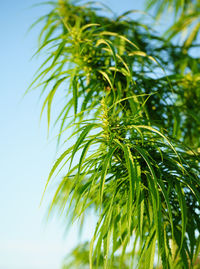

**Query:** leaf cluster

left=29, top=0, right=200, bottom=268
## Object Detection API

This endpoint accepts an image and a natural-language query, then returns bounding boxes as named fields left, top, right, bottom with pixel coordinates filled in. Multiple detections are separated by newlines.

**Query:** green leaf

left=99, top=146, right=117, bottom=204
left=40, top=76, right=68, bottom=132
left=69, top=124, right=97, bottom=169
left=73, top=76, right=78, bottom=115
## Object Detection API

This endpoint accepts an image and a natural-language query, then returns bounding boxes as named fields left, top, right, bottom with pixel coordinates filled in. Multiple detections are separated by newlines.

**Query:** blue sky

left=0, top=0, right=147, bottom=268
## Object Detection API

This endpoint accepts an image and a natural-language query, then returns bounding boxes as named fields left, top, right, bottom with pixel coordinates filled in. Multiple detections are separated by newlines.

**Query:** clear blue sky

left=0, top=0, right=149, bottom=268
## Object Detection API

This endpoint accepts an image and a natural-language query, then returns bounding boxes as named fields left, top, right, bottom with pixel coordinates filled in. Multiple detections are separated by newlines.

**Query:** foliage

left=146, top=0, right=200, bottom=50
left=29, top=0, right=200, bottom=268
left=62, top=242, right=134, bottom=269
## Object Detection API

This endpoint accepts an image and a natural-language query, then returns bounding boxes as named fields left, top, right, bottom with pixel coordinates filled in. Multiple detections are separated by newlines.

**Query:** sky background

left=0, top=0, right=165, bottom=268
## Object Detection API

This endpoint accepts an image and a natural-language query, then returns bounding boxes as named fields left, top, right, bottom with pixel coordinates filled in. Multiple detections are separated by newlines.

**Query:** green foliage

left=62, top=241, right=144, bottom=268
left=29, top=0, right=200, bottom=268
left=146, top=0, right=200, bottom=49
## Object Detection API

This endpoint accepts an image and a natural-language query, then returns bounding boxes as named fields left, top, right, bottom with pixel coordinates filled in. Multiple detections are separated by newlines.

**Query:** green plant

left=29, top=0, right=200, bottom=268
left=146, top=0, right=200, bottom=50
